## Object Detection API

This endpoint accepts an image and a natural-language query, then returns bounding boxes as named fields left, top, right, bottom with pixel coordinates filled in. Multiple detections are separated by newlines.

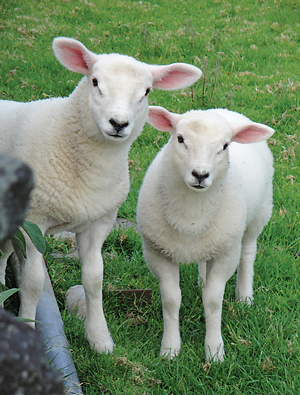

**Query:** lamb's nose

left=192, top=170, right=209, bottom=183
left=109, top=118, right=129, bottom=133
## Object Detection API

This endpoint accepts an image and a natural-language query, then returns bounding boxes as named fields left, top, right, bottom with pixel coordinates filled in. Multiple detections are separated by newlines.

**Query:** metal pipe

left=36, top=261, right=83, bottom=394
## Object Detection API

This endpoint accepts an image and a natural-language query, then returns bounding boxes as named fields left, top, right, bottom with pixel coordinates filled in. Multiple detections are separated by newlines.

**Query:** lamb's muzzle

left=109, top=118, right=129, bottom=137
left=191, top=170, right=210, bottom=188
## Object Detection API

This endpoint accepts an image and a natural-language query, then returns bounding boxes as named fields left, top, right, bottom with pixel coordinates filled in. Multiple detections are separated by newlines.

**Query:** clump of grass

left=201, top=57, right=220, bottom=107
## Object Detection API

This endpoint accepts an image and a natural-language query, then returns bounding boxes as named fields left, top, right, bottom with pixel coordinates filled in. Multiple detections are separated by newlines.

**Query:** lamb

left=137, top=106, right=274, bottom=362
left=0, top=37, right=202, bottom=354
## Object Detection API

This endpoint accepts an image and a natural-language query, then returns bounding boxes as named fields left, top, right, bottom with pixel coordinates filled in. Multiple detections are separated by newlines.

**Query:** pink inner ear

left=60, top=46, right=89, bottom=72
left=232, top=124, right=274, bottom=144
left=153, top=70, right=194, bottom=89
left=151, top=63, right=201, bottom=90
left=148, top=108, right=174, bottom=131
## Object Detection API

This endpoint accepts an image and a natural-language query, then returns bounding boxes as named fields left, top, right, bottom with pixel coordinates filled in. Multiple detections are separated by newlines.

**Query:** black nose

left=192, top=170, right=209, bottom=183
left=109, top=118, right=129, bottom=133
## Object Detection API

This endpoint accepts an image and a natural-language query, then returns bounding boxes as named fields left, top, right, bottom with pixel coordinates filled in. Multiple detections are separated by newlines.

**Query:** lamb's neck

left=159, top=160, right=226, bottom=235
left=69, top=78, right=106, bottom=142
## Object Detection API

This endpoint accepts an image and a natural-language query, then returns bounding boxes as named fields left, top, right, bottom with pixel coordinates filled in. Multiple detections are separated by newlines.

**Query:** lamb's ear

left=148, top=63, right=202, bottom=90
left=53, top=37, right=98, bottom=75
left=147, top=106, right=181, bottom=132
left=231, top=123, right=275, bottom=144
left=206, top=108, right=275, bottom=143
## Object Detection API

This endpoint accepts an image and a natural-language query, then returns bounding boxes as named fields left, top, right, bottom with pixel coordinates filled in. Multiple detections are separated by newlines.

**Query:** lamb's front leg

left=143, top=243, right=181, bottom=358
left=19, top=237, right=45, bottom=326
left=76, top=213, right=116, bottom=353
left=202, top=252, right=240, bottom=362
left=0, top=241, right=14, bottom=287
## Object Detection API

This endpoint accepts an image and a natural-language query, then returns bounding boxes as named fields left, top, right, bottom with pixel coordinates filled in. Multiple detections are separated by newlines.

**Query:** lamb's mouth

left=191, top=184, right=205, bottom=189
left=106, top=132, right=128, bottom=139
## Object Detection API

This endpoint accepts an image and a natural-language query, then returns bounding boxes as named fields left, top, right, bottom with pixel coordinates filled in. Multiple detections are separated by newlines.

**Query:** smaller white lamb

left=0, top=38, right=202, bottom=354
left=137, top=106, right=274, bottom=362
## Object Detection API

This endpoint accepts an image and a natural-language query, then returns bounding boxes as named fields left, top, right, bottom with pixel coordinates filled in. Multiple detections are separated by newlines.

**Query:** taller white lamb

left=0, top=37, right=202, bottom=353
left=137, top=106, right=274, bottom=362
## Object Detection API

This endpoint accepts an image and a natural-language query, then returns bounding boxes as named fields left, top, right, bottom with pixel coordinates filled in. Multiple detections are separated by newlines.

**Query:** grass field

left=1, top=0, right=299, bottom=394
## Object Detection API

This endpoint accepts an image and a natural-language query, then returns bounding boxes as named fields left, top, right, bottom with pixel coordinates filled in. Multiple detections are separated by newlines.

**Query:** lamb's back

left=0, top=97, right=69, bottom=159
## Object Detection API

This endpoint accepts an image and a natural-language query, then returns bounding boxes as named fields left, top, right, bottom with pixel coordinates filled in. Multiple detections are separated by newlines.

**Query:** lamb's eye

left=92, top=78, right=98, bottom=87
left=223, top=142, right=229, bottom=150
left=145, top=88, right=151, bottom=96
left=177, top=135, right=184, bottom=144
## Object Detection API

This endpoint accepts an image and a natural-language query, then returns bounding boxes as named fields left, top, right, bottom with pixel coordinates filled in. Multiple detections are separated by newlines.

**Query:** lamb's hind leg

left=143, top=242, right=181, bottom=358
left=198, top=260, right=206, bottom=288
left=237, top=187, right=273, bottom=304
left=76, top=213, right=116, bottom=354
left=235, top=238, right=257, bottom=304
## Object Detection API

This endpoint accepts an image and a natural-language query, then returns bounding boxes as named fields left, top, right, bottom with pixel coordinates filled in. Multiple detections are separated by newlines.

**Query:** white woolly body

left=0, top=37, right=202, bottom=354
left=137, top=107, right=274, bottom=362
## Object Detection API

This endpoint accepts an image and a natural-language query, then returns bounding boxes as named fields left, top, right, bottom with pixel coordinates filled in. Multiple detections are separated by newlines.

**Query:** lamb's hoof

left=236, top=295, right=254, bottom=306
left=160, top=347, right=180, bottom=359
left=205, top=346, right=225, bottom=363
left=66, top=285, right=86, bottom=319
left=210, top=353, right=224, bottom=363
left=89, top=337, right=114, bottom=354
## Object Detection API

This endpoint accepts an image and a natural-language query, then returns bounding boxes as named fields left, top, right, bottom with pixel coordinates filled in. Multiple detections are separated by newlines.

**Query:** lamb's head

left=147, top=106, right=275, bottom=191
left=52, top=37, right=202, bottom=143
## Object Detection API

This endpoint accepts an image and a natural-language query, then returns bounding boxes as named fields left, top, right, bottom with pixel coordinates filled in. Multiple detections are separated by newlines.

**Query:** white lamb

left=0, top=37, right=202, bottom=353
left=137, top=106, right=274, bottom=362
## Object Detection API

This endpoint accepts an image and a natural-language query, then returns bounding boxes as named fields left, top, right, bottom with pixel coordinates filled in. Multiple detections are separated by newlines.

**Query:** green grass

left=1, top=0, right=299, bottom=393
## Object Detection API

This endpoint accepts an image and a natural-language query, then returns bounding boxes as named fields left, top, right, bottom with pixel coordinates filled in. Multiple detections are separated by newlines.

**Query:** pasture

left=1, top=0, right=299, bottom=393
